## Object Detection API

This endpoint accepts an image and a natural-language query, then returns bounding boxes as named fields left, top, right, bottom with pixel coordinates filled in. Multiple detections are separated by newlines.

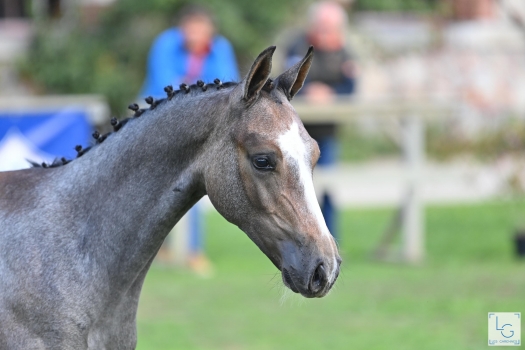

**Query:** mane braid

left=179, top=83, right=190, bottom=94
left=134, top=109, right=146, bottom=117
left=30, top=79, right=239, bottom=169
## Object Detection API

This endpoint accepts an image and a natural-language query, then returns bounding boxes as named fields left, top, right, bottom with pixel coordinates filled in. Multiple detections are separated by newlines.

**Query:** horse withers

left=0, top=46, right=341, bottom=349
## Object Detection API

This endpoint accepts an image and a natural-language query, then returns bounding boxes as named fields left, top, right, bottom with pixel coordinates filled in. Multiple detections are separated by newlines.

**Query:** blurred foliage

left=19, top=0, right=309, bottom=114
left=354, top=0, right=442, bottom=12
left=338, top=118, right=525, bottom=162
left=427, top=119, right=525, bottom=161
left=338, top=124, right=399, bottom=161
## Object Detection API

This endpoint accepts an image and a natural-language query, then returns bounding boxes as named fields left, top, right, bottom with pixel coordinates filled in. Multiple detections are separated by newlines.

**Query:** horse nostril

left=309, top=263, right=327, bottom=294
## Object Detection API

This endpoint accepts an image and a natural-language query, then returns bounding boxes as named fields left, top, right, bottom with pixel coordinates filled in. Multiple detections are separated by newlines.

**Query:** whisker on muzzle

left=279, top=287, right=307, bottom=307
left=267, top=272, right=282, bottom=292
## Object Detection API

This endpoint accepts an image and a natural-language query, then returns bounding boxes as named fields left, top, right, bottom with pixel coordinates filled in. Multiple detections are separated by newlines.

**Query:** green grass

left=136, top=201, right=525, bottom=350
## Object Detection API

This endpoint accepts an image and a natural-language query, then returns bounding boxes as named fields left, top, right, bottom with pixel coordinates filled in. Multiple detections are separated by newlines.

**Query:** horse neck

left=56, top=92, right=230, bottom=284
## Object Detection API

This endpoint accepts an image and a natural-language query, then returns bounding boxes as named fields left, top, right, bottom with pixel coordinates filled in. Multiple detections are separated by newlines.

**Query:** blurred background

left=1, top=0, right=525, bottom=349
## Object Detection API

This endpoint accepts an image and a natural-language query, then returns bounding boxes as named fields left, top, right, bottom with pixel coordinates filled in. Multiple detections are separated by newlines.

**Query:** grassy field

left=136, top=201, right=525, bottom=350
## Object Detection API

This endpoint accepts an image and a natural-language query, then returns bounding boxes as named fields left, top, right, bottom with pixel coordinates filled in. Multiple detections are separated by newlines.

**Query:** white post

left=164, top=213, right=190, bottom=265
left=401, top=115, right=425, bottom=263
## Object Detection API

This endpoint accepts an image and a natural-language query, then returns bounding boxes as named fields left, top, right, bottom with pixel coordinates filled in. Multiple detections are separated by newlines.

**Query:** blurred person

left=285, top=0, right=357, bottom=239
left=141, top=5, right=240, bottom=275
left=141, top=5, right=239, bottom=97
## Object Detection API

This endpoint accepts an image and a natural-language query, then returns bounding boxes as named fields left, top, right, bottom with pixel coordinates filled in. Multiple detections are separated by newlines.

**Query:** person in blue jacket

left=141, top=5, right=240, bottom=274
left=142, top=6, right=239, bottom=97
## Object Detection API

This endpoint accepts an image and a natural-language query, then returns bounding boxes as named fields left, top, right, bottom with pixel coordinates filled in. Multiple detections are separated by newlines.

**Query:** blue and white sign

left=489, top=312, right=521, bottom=346
left=0, top=108, right=92, bottom=171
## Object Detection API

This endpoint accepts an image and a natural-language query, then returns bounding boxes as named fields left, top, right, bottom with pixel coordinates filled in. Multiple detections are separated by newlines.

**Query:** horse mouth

left=282, top=268, right=300, bottom=293
left=281, top=264, right=337, bottom=298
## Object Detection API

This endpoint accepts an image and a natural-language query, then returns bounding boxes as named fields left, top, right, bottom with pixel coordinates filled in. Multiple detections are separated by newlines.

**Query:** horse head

left=205, top=46, right=341, bottom=298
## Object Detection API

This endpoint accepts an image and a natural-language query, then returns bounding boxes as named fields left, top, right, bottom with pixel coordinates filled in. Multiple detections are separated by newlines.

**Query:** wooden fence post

left=401, top=115, right=425, bottom=263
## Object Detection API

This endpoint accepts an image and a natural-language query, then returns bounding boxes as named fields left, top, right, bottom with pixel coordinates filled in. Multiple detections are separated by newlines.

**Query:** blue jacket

left=141, top=28, right=240, bottom=98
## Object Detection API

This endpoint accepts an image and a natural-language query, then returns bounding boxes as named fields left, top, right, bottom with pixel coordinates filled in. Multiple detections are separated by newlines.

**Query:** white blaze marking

left=278, top=122, right=330, bottom=237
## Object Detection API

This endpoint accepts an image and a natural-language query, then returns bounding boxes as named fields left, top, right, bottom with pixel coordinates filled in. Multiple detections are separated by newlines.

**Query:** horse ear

left=242, top=46, right=276, bottom=101
left=276, top=46, right=314, bottom=101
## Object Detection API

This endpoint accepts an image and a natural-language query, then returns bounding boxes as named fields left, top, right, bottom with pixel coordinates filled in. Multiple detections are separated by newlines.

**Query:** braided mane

left=31, top=79, right=240, bottom=169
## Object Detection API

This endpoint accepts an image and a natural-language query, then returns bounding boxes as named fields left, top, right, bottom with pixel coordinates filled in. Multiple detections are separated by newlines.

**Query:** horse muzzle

left=282, top=257, right=341, bottom=298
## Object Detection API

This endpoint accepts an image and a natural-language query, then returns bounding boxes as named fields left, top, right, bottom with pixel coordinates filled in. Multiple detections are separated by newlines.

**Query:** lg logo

left=488, top=313, right=521, bottom=347
left=496, top=316, right=515, bottom=338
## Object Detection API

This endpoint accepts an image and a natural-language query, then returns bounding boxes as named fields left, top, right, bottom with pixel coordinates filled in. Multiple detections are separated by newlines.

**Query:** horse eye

left=252, top=157, right=273, bottom=170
